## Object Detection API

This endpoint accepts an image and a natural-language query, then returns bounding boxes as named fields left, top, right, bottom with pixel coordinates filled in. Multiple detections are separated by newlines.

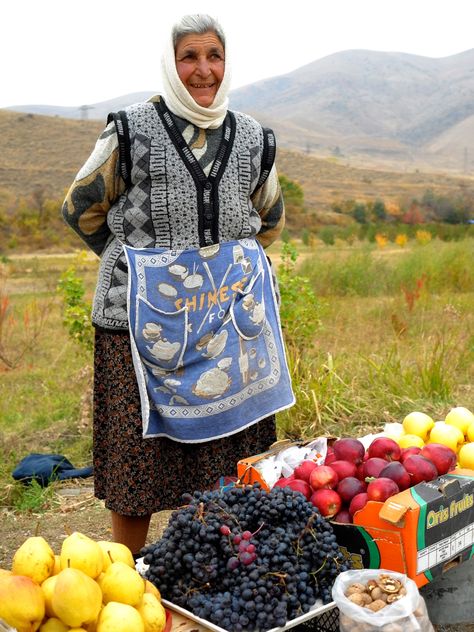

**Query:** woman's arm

left=251, top=165, right=285, bottom=248
left=62, top=122, right=126, bottom=256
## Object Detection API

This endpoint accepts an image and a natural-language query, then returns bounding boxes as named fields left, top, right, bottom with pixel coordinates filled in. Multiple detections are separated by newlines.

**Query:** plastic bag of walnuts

left=332, top=569, right=434, bottom=632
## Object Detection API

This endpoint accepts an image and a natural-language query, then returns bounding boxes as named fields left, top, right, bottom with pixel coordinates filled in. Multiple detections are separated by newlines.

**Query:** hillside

left=5, top=48, right=474, bottom=173
left=1, top=109, right=473, bottom=222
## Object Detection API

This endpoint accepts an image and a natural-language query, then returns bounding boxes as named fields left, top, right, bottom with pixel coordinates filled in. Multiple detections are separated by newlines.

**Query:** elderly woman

left=62, top=14, right=293, bottom=556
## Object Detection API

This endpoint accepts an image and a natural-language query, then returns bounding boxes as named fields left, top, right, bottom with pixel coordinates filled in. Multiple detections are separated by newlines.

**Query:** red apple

left=367, top=477, right=400, bottom=502
left=367, top=437, right=401, bottom=462
left=332, top=509, right=352, bottom=524
left=355, top=463, right=365, bottom=481
left=400, top=447, right=422, bottom=463
left=362, top=457, right=389, bottom=480
left=421, top=443, right=457, bottom=476
left=329, top=460, right=357, bottom=481
left=403, top=454, right=438, bottom=484
left=273, top=476, right=294, bottom=488
left=349, top=492, right=369, bottom=516
left=310, top=489, right=342, bottom=518
left=324, top=447, right=337, bottom=466
left=379, top=462, right=411, bottom=491
left=333, top=438, right=365, bottom=465
left=336, top=477, right=367, bottom=504
left=287, top=478, right=312, bottom=500
left=309, top=465, right=339, bottom=491
left=294, top=460, right=318, bottom=483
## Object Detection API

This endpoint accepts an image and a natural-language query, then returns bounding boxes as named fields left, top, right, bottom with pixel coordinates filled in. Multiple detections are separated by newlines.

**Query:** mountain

left=4, top=49, right=474, bottom=172
left=229, top=49, right=474, bottom=171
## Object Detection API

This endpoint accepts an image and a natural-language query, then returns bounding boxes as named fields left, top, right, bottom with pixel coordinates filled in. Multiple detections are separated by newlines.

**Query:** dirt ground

left=0, top=481, right=473, bottom=632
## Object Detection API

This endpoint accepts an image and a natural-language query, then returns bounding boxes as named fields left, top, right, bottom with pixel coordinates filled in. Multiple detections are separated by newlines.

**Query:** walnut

left=366, top=579, right=378, bottom=591
left=377, top=575, right=402, bottom=593
left=366, top=599, right=387, bottom=612
left=369, top=586, right=386, bottom=601
left=348, top=593, right=368, bottom=606
left=386, top=593, right=404, bottom=603
left=346, top=582, right=368, bottom=595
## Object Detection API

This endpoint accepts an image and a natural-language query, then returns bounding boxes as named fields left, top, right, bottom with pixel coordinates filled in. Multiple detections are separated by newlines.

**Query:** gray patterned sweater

left=62, top=96, right=285, bottom=330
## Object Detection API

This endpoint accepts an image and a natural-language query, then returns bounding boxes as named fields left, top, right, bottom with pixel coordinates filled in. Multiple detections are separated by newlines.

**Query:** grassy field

left=0, top=239, right=473, bottom=509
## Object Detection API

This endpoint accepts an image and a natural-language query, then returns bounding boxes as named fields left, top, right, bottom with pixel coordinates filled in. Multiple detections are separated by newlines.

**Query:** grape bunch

left=141, top=484, right=350, bottom=631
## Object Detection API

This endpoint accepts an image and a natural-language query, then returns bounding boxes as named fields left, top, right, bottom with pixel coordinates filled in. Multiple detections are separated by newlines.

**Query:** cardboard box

left=331, top=469, right=474, bottom=587
left=237, top=438, right=334, bottom=490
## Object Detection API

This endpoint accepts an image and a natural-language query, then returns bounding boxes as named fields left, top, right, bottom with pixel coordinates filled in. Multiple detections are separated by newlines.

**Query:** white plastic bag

left=332, top=569, right=434, bottom=632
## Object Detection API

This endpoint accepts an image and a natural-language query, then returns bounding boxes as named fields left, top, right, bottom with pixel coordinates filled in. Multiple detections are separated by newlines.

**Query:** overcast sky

left=2, top=0, right=473, bottom=108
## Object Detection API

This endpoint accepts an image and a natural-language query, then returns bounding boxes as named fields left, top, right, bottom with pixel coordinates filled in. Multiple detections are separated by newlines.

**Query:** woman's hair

left=172, top=14, right=226, bottom=49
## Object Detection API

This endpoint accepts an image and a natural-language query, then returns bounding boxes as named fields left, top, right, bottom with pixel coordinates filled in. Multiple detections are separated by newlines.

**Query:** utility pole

left=79, top=105, right=93, bottom=120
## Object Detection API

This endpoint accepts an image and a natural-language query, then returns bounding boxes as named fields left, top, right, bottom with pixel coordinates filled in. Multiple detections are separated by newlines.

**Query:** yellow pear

left=0, top=573, right=45, bottom=632
left=52, top=554, right=61, bottom=575
left=41, top=574, right=58, bottom=617
left=52, top=567, right=102, bottom=628
left=60, top=531, right=103, bottom=578
left=39, top=618, right=69, bottom=632
left=101, top=561, right=145, bottom=606
left=145, top=579, right=161, bottom=600
left=0, top=568, right=12, bottom=578
left=12, top=535, right=55, bottom=584
left=97, top=602, right=145, bottom=632
left=136, top=593, right=167, bottom=632
left=97, top=540, right=135, bottom=570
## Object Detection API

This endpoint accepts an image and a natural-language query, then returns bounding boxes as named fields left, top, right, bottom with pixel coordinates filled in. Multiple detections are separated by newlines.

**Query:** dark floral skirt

left=93, top=328, right=277, bottom=516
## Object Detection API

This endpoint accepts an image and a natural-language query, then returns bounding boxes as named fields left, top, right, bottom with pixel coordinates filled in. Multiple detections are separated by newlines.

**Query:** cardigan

left=62, top=96, right=285, bottom=330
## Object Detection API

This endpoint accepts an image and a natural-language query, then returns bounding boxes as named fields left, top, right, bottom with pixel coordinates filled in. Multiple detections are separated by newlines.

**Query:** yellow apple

left=429, top=422, right=464, bottom=452
left=12, top=535, right=55, bottom=584
left=398, top=434, right=425, bottom=449
left=402, top=412, right=434, bottom=441
left=445, top=407, right=474, bottom=436
left=458, top=443, right=474, bottom=470
left=467, top=423, right=474, bottom=443
left=145, top=580, right=161, bottom=600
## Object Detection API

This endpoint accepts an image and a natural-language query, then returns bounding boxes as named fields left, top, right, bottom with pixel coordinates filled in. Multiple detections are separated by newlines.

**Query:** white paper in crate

left=253, top=438, right=329, bottom=488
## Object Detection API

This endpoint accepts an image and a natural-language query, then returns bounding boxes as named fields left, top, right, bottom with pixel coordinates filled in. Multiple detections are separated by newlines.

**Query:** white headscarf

left=160, top=32, right=232, bottom=129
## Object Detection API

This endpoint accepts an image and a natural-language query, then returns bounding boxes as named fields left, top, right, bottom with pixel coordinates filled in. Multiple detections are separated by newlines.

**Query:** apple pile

left=273, top=436, right=457, bottom=522
left=384, top=407, right=474, bottom=472
left=0, top=531, right=167, bottom=632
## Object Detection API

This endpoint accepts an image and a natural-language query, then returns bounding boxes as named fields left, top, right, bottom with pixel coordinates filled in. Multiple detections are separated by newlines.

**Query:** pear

left=0, top=573, right=45, bottom=632
left=145, top=579, right=161, bottom=600
left=41, top=574, right=58, bottom=617
left=60, top=531, right=103, bottom=578
left=97, top=602, right=145, bottom=632
left=135, top=593, right=167, bottom=632
left=97, top=540, right=135, bottom=570
left=52, top=567, right=102, bottom=627
left=0, top=568, right=12, bottom=578
left=52, top=554, right=61, bottom=575
left=12, top=535, right=55, bottom=584
left=39, top=618, right=69, bottom=632
left=101, top=561, right=145, bottom=606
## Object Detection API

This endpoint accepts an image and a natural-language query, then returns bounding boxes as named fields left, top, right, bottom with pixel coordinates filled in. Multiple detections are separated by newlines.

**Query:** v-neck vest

left=92, top=100, right=266, bottom=330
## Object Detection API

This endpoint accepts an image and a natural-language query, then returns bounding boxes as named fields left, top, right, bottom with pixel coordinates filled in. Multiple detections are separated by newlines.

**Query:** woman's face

left=175, top=31, right=225, bottom=108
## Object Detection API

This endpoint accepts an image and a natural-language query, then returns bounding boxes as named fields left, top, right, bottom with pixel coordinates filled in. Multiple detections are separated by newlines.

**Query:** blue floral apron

left=124, top=238, right=294, bottom=442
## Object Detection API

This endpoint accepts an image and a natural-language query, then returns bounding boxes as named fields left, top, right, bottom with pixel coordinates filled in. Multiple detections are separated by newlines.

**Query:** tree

left=352, top=203, right=367, bottom=224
